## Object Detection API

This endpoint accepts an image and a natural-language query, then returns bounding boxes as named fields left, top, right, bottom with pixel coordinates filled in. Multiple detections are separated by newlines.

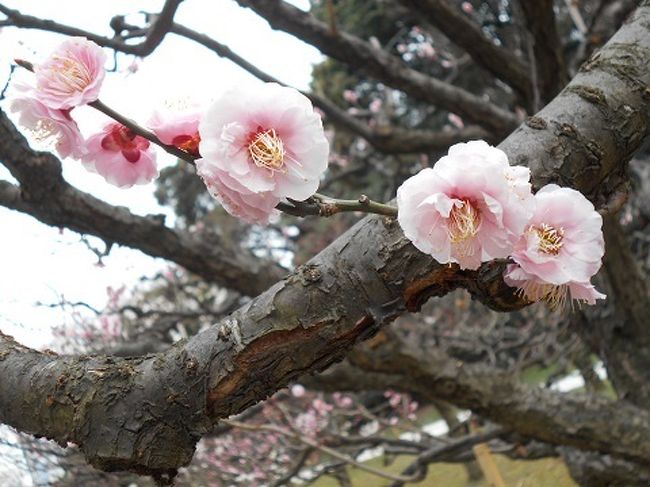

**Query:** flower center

left=448, top=199, right=481, bottom=243
left=533, top=223, right=564, bottom=255
left=48, top=55, right=93, bottom=93
left=248, top=128, right=285, bottom=172
left=101, top=124, right=149, bottom=163
left=172, top=133, right=201, bottom=157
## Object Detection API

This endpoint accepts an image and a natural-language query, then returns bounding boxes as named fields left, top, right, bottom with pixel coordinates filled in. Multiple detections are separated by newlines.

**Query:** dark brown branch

left=0, top=112, right=285, bottom=296
left=0, top=0, right=183, bottom=56
left=389, top=427, right=508, bottom=487
left=399, top=0, right=532, bottom=100
left=518, top=0, right=570, bottom=104
left=234, top=0, right=519, bottom=136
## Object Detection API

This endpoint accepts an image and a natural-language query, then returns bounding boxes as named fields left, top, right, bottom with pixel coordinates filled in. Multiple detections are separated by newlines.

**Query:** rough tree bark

left=1, top=0, right=650, bottom=480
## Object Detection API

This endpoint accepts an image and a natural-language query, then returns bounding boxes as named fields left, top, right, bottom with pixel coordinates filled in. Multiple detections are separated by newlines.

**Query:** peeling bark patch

left=207, top=315, right=376, bottom=417
left=298, top=263, right=322, bottom=284
left=525, top=116, right=548, bottom=130
left=566, top=85, right=608, bottom=108
left=403, top=265, right=457, bottom=312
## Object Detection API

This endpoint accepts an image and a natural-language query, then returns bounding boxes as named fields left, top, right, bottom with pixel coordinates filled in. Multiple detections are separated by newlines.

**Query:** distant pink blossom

left=290, top=384, right=306, bottom=398
left=34, top=37, right=106, bottom=109
left=82, top=123, right=158, bottom=188
left=148, top=107, right=201, bottom=157
left=397, top=140, right=534, bottom=269
left=461, top=2, right=474, bottom=14
left=342, top=89, right=359, bottom=104
left=448, top=113, right=464, bottom=129
left=197, top=83, right=329, bottom=223
left=369, top=99, right=382, bottom=113
left=10, top=95, right=85, bottom=159
left=417, top=43, right=436, bottom=59
left=504, top=184, right=605, bottom=308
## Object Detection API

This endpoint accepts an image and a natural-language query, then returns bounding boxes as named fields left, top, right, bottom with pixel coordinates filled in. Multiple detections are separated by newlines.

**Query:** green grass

left=310, top=454, right=576, bottom=487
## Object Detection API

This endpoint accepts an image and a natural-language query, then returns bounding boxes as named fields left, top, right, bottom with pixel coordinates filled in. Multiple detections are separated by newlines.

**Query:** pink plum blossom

left=504, top=184, right=606, bottom=308
left=196, top=83, right=329, bottom=224
left=82, top=123, right=158, bottom=188
left=397, top=140, right=534, bottom=270
left=34, top=37, right=106, bottom=109
left=148, top=107, right=201, bottom=157
left=10, top=95, right=86, bottom=159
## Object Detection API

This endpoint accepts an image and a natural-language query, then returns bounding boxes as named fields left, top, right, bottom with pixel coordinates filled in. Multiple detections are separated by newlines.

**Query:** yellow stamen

left=533, top=223, right=564, bottom=255
left=248, top=129, right=285, bottom=173
left=46, top=55, right=93, bottom=93
left=445, top=199, right=481, bottom=258
left=31, top=119, right=57, bottom=142
left=448, top=199, right=480, bottom=243
left=516, top=281, right=568, bottom=311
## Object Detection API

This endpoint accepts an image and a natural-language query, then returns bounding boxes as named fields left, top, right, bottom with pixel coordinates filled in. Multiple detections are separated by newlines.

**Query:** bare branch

left=399, top=0, right=532, bottom=100
left=234, top=0, right=519, bottom=136
left=169, top=23, right=491, bottom=154
left=0, top=0, right=183, bottom=56
left=518, top=0, right=569, bottom=103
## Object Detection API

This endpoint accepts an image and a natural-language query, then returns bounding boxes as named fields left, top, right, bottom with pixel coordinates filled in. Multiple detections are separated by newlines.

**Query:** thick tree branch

left=0, top=111, right=285, bottom=296
left=399, top=0, right=532, bottom=100
left=1, top=2, right=650, bottom=478
left=234, top=0, right=519, bottom=136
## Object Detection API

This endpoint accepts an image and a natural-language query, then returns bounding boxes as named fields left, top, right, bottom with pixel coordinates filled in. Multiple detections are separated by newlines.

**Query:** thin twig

left=222, top=419, right=418, bottom=483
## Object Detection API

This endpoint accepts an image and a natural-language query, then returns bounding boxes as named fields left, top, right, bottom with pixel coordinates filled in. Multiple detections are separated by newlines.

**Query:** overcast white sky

left=0, top=0, right=321, bottom=349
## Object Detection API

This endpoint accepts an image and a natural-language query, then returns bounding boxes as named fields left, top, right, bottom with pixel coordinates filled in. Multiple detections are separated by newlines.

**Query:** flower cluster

left=196, top=83, right=330, bottom=224
left=397, top=141, right=605, bottom=309
left=10, top=37, right=159, bottom=188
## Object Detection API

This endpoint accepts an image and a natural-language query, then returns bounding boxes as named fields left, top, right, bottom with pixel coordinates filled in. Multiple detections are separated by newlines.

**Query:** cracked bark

left=1, top=1, right=650, bottom=479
